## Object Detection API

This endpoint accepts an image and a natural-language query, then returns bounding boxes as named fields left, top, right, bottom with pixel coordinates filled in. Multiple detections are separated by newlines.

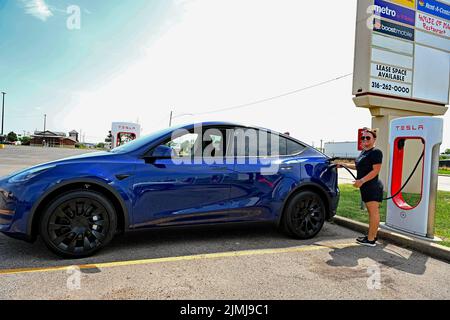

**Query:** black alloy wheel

left=282, top=191, right=326, bottom=239
left=40, top=190, right=117, bottom=258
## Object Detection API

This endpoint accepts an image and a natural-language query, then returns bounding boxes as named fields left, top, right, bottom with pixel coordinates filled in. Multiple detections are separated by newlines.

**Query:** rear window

left=286, top=138, right=306, bottom=155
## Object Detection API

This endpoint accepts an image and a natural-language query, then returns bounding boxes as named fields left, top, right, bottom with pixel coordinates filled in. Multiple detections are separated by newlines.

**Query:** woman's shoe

left=357, top=235, right=378, bottom=242
left=356, top=236, right=377, bottom=247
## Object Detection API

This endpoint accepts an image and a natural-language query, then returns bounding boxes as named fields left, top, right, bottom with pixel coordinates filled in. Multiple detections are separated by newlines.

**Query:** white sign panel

left=371, top=63, right=413, bottom=83
left=416, top=30, right=450, bottom=51
left=372, top=33, right=414, bottom=55
left=416, top=12, right=450, bottom=38
left=413, top=44, right=450, bottom=104
left=371, top=47, right=414, bottom=69
left=370, top=78, right=413, bottom=97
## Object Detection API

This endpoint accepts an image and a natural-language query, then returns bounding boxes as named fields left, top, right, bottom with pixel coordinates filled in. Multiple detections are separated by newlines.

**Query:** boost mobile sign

left=373, top=19, right=415, bottom=41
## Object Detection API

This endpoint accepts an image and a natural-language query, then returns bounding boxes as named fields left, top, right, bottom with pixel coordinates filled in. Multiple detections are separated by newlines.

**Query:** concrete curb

left=332, top=216, right=450, bottom=263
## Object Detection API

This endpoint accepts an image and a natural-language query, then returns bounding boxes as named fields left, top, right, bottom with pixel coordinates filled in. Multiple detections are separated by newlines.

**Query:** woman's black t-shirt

left=355, top=148, right=383, bottom=186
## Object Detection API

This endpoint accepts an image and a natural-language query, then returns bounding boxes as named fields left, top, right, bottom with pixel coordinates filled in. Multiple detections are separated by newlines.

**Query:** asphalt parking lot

left=0, top=146, right=449, bottom=300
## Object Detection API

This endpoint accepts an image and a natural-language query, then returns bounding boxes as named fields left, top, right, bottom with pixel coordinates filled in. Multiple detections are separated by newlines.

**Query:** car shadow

left=0, top=222, right=354, bottom=270
left=0, top=222, right=431, bottom=276
left=325, top=241, right=429, bottom=275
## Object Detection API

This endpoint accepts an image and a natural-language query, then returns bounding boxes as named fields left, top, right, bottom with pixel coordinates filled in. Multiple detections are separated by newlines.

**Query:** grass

left=337, top=184, right=450, bottom=247
left=439, top=168, right=450, bottom=176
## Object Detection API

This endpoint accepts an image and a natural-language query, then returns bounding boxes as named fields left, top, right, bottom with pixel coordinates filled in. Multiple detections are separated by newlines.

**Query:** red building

left=30, top=130, right=78, bottom=148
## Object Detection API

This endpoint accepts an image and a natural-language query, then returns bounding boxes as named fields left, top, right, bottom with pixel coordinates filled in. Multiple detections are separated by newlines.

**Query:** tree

left=105, top=131, right=112, bottom=143
left=7, top=131, right=17, bottom=142
left=19, top=136, right=31, bottom=145
left=445, top=149, right=450, bottom=155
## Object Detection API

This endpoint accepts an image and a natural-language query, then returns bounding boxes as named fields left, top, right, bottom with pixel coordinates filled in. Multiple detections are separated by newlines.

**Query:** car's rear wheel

left=39, top=190, right=117, bottom=258
left=282, top=191, right=326, bottom=239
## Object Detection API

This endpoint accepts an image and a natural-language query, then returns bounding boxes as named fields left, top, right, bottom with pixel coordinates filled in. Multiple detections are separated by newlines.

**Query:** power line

left=190, top=73, right=353, bottom=116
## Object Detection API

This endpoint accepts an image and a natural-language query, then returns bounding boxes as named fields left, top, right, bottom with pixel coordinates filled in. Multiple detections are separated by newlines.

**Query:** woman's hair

left=363, top=127, right=378, bottom=139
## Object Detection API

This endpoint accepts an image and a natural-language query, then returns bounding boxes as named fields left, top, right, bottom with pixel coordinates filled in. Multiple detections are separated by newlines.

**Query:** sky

left=0, top=0, right=449, bottom=150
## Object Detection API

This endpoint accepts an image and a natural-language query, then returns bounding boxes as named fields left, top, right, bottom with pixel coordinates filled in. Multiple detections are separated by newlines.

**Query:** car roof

left=175, top=121, right=315, bottom=149
left=177, top=121, right=287, bottom=137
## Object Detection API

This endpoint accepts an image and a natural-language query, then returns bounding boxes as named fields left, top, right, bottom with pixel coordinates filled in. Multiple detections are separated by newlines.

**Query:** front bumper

left=0, top=188, right=16, bottom=227
left=0, top=178, right=34, bottom=240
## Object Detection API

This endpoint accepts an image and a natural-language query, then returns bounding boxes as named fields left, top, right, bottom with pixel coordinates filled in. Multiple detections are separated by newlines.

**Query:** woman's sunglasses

left=361, top=136, right=372, bottom=141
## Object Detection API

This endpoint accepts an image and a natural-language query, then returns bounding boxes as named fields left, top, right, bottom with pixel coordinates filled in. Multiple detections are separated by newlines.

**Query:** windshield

left=109, top=126, right=176, bottom=154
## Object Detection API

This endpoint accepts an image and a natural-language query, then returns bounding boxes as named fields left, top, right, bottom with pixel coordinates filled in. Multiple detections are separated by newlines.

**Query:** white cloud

left=20, top=0, right=53, bottom=21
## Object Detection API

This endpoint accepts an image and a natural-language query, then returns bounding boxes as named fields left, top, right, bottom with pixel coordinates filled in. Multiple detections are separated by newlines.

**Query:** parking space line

left=0, top=242, right=358, bottom=276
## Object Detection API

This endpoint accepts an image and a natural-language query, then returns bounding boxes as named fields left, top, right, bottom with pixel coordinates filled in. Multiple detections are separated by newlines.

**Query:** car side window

left=286, top=138, right=306, bottom=155
left=266, top=133, right=287, bottom=157
left=164, top=133, right=199, bottom=157
left=224, top=128, right=306, bottom=158
left=265, top=134, right=305, bottom=157
left=228, top=128, right=258, bottom=158
left=202, top=128, right=225, bottom=158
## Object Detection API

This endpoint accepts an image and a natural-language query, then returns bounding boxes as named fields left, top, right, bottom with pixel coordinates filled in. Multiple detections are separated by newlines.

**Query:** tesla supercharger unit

left=111, top=122, right=141, bottom=149
left=385, top=117, right=443, bottom=240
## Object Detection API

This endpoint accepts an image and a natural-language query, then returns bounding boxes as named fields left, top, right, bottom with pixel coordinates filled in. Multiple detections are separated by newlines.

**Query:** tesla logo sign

left=396, top=124, right=424, bottom=131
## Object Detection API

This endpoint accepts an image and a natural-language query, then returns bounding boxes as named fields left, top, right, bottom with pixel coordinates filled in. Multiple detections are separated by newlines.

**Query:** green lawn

left=439, top=168, right=450, bottom=176
left=336, top=184, right=450, bottom=247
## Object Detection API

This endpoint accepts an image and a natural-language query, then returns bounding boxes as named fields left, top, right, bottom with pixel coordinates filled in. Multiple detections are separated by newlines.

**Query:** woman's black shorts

left=360, top=180, right=384, bottom=203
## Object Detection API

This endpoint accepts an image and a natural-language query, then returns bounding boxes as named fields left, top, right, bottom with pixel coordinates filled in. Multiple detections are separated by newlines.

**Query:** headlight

left=8, top=165, right=56, bottom=183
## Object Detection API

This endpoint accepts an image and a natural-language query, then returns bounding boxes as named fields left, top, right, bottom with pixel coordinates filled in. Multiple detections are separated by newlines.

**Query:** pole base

left=380, top=223, right=442, bottom=242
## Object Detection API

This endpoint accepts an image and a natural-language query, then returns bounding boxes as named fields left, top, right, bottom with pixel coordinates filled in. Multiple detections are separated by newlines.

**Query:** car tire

left=281, top=191, right=326, bottom=240
left=39, top=190, right=117, bottom=258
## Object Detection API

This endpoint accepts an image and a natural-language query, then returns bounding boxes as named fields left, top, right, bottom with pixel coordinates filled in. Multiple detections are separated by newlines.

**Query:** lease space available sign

left=371, top=63, right=413, bottom=83
left=416, top=12, right=450, bottom=38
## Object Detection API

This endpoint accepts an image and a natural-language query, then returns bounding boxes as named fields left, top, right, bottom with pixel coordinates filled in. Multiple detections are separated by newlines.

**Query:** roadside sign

left=353, top=0, right=450, bottom=106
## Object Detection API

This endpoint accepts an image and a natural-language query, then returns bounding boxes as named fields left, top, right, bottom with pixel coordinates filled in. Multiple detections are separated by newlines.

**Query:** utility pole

left=320, top=139, right=323, bottom=153
left=169, top=110, right=173, bottom=127
left=43, top=114, right=47, bottom=147
left=1, top=92, right=6, bottom=138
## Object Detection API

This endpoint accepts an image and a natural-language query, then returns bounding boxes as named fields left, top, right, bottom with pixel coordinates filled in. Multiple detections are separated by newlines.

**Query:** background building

left=30, top=130, right=78, bottom=148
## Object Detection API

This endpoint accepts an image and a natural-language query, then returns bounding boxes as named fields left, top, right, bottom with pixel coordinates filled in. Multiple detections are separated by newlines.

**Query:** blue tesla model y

left=0, top=122, right=339, bottom=258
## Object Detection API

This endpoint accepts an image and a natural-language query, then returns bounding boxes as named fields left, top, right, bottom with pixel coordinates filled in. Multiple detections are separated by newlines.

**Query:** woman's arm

left=336, top=162, right=356, bottom=170
left=353, top=164, right=382, bottom=188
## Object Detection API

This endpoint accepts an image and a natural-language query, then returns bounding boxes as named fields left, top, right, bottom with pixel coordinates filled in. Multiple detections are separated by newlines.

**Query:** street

left=1, top=222, right=449, bottom=299
left=0, top=145, right=97, bottom=177
left=0, top=146, right=449, bottom=299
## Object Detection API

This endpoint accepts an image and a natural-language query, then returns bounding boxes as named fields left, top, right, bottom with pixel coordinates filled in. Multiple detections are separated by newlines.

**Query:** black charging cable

left=325, top=152, right=425, bottom=202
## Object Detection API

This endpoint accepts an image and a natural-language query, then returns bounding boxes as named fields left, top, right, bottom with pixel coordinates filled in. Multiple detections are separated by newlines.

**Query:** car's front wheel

left=282, top=191, right=326, bottom=239
left=40, top=190, right=117, bottom=258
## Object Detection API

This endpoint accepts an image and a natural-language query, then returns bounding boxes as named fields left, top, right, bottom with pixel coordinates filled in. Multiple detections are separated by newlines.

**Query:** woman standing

left=338, top=128, right=383, bottom=247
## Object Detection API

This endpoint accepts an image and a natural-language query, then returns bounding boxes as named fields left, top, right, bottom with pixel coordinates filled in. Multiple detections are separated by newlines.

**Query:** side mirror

left=149, top=145, right=175, bottom=159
